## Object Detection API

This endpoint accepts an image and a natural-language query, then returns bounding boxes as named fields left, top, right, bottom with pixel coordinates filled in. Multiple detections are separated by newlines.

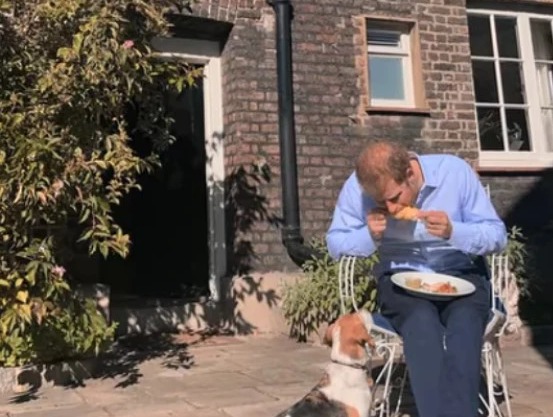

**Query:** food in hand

left=393, top=206, right=419, bottom=221
left=405, top=278, right=458, bottom=294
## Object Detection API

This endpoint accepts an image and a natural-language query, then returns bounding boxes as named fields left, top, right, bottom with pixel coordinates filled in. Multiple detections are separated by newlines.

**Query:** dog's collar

left=331, top=359, right=370, bottom=370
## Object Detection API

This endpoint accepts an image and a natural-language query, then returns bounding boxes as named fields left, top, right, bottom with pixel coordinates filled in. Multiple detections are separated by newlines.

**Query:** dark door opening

left=101, top=77, right=210, bottom=300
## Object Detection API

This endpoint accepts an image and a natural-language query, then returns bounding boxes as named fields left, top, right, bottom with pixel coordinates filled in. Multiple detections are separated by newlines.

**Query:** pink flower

left=52, top=266, right=66, bottom=277
left=122, top=40, right=134, bottom=49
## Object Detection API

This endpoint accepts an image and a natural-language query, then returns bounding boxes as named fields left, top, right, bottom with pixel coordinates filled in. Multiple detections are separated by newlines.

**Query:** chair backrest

left=338, top=255, right=359, bottom=314
left=489, top=253, right=510, bottom=310
left=488, top=252, right=519, bottom=337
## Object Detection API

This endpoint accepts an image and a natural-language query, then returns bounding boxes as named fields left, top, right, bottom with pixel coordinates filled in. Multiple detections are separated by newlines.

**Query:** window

left=365, top=18, right=426, bottom=111
left=468, top=9, right=553, bottom=168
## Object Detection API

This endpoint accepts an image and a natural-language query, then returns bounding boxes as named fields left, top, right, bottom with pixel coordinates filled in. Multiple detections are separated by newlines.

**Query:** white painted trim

left=203, top=58, right=225, bottom=187
left=151, top=38, right=226, bottom=302
left=479, top=151, right=553, bottom=168
left=469, top=8, right=553, bottom=20
left=203, top=57, right=226, bottom=302
left=468, top=9, right=553, bottom=166
left=367, top=23, right=415, bottom=108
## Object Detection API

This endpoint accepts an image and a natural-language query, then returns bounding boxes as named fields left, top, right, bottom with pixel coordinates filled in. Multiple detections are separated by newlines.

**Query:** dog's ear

left=323, top=323, right=335, bottom=347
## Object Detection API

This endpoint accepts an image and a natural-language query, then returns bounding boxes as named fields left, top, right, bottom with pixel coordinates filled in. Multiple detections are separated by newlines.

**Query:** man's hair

left=355, top=140, right=411, bottom=194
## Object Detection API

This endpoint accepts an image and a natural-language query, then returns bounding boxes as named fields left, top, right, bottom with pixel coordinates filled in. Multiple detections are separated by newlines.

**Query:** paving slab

left=0, top=336, right=550, bottom=417
left=222, top=399, right=296, bottom=417
left=173, top=387, right=276, bottom=408
left=8, top=405, right=110, bottom=417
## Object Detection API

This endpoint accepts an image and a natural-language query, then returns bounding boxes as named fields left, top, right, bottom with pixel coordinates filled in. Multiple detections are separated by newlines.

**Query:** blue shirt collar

left=412, top=154, right=439, bottom=189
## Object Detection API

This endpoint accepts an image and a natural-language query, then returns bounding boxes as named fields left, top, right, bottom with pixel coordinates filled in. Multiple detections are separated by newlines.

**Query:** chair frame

left=338, top=256, right=407, bottom=417
left=338, top=254, right=515, bottom=417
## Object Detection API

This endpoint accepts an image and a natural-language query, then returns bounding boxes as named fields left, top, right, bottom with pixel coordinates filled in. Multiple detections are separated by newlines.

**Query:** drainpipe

left=267, top=0, right=321, bottom=267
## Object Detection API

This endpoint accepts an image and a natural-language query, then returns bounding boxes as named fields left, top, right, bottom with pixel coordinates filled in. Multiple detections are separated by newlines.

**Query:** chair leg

left=493, top=341, right=513, bottom=417
left=391, top=363, right=408, bottom=417
left=482, top=341, right=496, bottom=417
left=481, top=338, right=514, bottom=417
left=372, top=340, right=404, bottom=417
left=371, top=340, right=407, bottom=417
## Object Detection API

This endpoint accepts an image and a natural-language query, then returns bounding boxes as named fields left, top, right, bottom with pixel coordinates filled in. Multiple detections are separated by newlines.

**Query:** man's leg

left=439, top=272, right=490, bottom=417
left=378, top=275, right=444, bottom=417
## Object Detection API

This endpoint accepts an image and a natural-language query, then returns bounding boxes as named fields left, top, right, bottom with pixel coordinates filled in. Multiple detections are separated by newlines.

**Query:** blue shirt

left=326, top=154, right=507, bottom=276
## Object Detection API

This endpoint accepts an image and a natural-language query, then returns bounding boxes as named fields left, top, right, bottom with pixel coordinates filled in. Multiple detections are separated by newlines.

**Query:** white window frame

left=366, top=21, right=415, bottom=109
left=468, top=8, right=553, bottom=168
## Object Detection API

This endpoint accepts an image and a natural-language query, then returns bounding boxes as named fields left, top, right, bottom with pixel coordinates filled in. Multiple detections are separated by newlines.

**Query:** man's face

left=372, top=170, right=418, bottom=215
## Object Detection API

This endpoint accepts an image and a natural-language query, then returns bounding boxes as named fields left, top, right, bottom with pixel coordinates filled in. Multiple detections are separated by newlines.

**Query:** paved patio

left=0, top=333, right=551, bottom=417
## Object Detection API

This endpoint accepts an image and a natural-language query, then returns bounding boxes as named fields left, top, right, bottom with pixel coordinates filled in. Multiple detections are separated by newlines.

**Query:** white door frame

left=152, top=37, right=226, bottom=301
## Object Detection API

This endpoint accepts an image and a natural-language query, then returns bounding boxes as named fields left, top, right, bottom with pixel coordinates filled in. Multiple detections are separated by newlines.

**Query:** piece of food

left=405, top=278, right=422, bottom=289
left=427, top=282, right=458, bottom=294
left=393, top=206, right=419, bottom=221
left=404, top=277, right=458, bottom=294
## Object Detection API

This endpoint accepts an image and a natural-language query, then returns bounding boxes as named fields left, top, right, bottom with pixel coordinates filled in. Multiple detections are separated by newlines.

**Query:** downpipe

left=267, top=0, right=321, bottom=267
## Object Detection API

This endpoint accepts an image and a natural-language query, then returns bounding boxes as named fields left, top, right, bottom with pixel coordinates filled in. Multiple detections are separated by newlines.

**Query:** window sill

left=365, top=106, right=431, bottom=115
left=476, top=165, right=551, bottom=174
left=477, top=156, right=553, bottom=173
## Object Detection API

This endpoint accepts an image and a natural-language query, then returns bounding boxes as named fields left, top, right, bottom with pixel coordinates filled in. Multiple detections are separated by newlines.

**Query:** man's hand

left=367, top=208, right=387, bottom=241
left=418, top=210, right=453, bottom=239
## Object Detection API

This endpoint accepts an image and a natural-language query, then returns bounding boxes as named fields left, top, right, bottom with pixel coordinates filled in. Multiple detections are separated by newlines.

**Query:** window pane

left=477, top=107, right=504, bottom=150
left=541, top=109, right=553, bottom=151
left=468, top=15, right=493, bottom=57
left=495, top=17, right=519, bottom=58
left=536, top=63, right=553, bottom=106
left=369, top=55, right=405, bottom=100
left=531, top=20, right=553, bottom=61
left=505, top=109, right=531, bottom=151
left=472, top=60, right=498, bottom=103
left=501, top=62, right=525, bottom=104
left=367, top=29, right=401, bottom=47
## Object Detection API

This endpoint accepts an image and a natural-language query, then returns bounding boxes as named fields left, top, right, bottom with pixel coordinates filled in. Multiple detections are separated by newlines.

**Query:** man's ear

left=405, top=166, right=415, bottom=182
left=323, top=323, right=335, bottom=347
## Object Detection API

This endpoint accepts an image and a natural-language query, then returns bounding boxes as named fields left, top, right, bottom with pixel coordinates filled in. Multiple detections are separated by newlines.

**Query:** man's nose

left=386, top=202, right=400, bottom=214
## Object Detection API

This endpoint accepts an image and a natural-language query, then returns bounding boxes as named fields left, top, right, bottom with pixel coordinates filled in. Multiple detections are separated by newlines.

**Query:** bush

left=0, top=0, right=198, bottom=366
left=282, top=239, right=378, bottom=342
left=503, top=225, right=531, bottom=296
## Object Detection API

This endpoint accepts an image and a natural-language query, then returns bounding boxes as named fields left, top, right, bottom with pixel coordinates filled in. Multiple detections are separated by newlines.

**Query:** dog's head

left=323, top=310, right=375, bottom=366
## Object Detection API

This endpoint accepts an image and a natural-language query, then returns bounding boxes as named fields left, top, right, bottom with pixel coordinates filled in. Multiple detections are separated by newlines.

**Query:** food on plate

left=393, top=206, right=419, bottom=221
left=405, top=277, right=458, bottom=294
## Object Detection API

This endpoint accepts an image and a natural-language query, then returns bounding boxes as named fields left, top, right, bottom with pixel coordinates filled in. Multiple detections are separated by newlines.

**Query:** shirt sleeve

left=326, top=174, right=378, bottom=260
left=447, top=162, right=508, bottom=255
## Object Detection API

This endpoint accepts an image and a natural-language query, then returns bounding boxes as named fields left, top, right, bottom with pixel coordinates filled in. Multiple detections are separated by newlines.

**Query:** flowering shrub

left=0, top=0, right=199, bottom=366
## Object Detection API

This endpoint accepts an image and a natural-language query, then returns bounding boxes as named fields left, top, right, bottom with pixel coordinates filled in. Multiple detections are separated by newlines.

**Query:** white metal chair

left=338, top=254, right=515, bottom=417
left=338, top=256, right=407, bottom=417
left=480, top=254, right=514, bottom=417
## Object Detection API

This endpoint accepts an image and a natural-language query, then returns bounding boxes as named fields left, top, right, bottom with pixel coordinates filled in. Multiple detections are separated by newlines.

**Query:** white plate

left=391, top=272, right=475, bottom=300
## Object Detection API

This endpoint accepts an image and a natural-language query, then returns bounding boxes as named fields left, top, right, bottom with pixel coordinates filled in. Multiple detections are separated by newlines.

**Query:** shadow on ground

left=10, top=329, right=232, bottom=404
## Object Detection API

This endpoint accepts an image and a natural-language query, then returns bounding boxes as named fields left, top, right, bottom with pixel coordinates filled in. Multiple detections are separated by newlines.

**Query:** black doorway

left=101, top=78, right=210, bottom=300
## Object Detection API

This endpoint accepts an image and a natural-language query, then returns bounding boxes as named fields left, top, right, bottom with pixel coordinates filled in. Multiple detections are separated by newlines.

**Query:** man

left=326, top=140, right=507, bottom=417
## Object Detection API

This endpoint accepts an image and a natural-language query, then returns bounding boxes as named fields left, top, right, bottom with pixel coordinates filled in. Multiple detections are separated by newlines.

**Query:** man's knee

left=399, top=305, right=442, bottom=345
left=446, top=305, right=487, bottom=335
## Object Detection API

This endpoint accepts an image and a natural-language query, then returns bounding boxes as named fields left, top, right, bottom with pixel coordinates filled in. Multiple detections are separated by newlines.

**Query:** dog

left=276, top=310, right=376, bottom=417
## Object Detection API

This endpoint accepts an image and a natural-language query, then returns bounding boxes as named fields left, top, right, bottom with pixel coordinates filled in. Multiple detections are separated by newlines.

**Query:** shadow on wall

left=107, top=161, right=284, bottom=339
left=503, top=168, right=553, bottom=330
left=224, top=161, right=283, bottom=275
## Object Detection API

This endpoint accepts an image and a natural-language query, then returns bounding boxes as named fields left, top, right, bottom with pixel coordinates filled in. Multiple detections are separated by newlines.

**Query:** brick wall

left=191, top=1, right=551, bottom=282
left=188, top=0, right=553, bottom=323
left=187, top=0, right=476, bottom=271
left=192, top=0, right=483, bottom=272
